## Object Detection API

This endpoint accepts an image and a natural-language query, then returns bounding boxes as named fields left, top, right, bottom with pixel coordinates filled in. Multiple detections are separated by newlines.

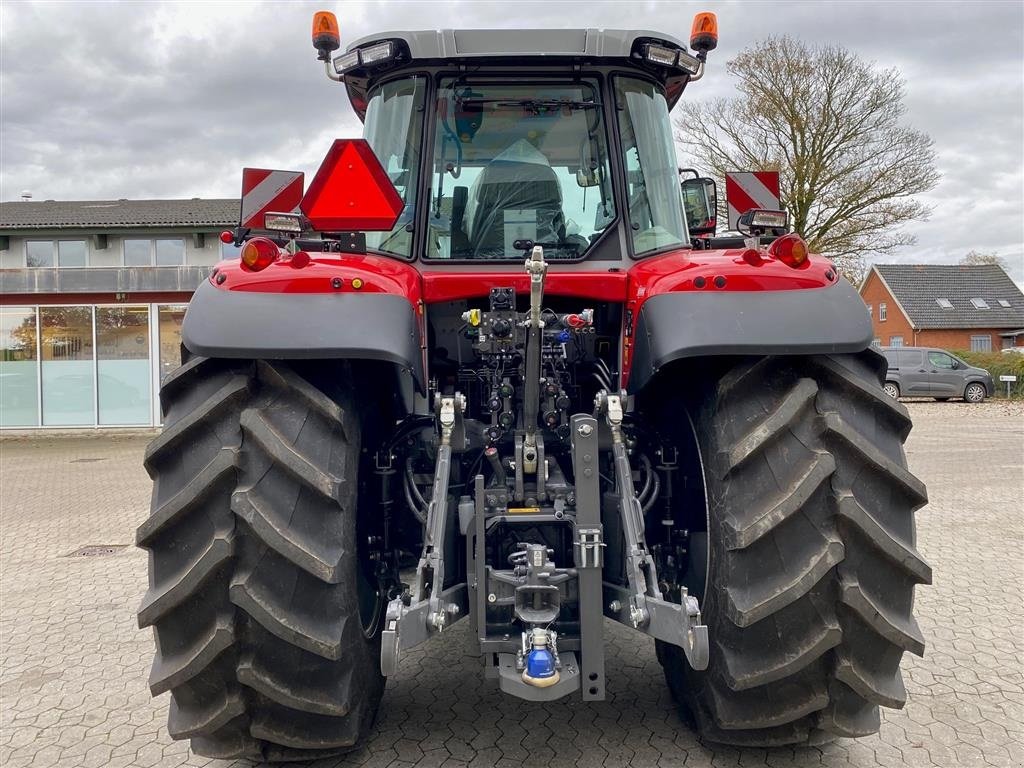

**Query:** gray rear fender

left=628, top=280, right=874, bottom=392
left=181, top=280, right=425, bottom=393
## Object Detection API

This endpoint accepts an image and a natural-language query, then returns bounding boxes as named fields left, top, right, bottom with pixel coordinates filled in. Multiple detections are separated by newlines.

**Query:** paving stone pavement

left=1, top=401, right=1022, bottom=768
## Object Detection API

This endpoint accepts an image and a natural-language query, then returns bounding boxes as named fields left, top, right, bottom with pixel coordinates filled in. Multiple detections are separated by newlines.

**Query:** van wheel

left=964, top=383, right=986, bottom=403
left=882, top=382, right=899, bottom=399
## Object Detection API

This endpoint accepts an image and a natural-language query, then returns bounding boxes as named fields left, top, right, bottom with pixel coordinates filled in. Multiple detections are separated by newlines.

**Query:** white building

left=0, top=198, right=238, bottom=428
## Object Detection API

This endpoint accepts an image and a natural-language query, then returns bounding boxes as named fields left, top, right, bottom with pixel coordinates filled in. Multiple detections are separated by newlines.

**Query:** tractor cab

left=309, top=18, right=719, bottom=265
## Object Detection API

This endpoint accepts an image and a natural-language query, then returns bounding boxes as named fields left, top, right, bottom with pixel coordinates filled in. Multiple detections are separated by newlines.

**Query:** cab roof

left=346, top=28, right=687, bottom=60
left=340, top=28, right=694, bottom=120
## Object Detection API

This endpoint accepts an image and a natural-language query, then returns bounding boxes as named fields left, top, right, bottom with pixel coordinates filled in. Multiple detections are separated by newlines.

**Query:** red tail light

left=768, top=233, right=809, bottom=269
left=239, top=237, right=280, bottom=272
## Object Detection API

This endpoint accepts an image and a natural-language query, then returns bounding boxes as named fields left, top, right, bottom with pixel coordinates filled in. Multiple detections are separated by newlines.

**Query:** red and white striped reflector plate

left=725, top=171, right=781, bottom=231
left=239, top=169, right=304, bottom=230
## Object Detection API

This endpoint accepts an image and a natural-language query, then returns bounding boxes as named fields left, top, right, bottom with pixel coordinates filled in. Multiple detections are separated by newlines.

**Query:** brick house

left=860, top=263, right=1024, bottom=352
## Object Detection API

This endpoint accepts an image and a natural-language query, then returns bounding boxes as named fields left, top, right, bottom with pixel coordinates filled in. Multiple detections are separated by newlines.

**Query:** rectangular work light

left=643, top=44, right=679, bottom=67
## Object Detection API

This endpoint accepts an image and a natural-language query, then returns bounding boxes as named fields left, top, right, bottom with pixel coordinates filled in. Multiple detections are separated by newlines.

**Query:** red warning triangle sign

left=300, top=139, right=405, bottom=232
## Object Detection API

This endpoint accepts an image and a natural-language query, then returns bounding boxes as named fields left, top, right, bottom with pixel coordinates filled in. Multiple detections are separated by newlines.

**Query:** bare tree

left=676, top=36, right=939, bottom=283
left=960, top=250, right=1008, bottom=269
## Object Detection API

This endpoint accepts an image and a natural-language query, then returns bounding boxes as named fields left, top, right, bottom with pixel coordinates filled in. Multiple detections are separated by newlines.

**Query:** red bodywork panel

left=421, top=271, right=629, bottom=304
left=208, top=246, right=838, bottom=384
left=213, top=253, right=424, bottom=303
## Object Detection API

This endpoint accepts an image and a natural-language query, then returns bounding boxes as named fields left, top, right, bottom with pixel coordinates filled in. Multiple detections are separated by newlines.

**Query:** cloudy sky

left=1, top=0, right=1022, bottom=282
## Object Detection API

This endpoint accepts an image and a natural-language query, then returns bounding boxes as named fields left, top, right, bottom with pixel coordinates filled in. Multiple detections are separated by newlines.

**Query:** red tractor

left=138, top=12, right=930, bottom=761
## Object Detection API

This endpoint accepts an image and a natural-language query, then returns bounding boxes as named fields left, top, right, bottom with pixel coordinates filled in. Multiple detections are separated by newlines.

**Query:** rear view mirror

left=681, top=175, right=717, bottom=236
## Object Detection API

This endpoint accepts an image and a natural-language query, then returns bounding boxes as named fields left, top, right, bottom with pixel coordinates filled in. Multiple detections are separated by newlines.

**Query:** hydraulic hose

left=404, top=458, right=428, bottom=523
left=641, top=466, right=661, bottom=515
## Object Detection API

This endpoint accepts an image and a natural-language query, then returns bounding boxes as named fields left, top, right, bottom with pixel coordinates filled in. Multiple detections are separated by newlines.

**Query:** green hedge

left=950, top=349, right=1024, bottom=398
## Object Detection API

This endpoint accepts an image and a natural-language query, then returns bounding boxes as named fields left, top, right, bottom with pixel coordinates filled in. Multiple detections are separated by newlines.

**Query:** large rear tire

left=137, top=357, right=384, bottom=762
left=659, top=351, right=931, bottom=746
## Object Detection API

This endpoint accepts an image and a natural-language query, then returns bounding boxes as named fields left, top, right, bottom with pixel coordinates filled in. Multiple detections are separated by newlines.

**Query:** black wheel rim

left=356, top=539, right=384, bottom=638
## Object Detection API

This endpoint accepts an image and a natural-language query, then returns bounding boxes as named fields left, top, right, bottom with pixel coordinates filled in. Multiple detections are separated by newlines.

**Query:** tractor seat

left=467, top=142, right=566, bottom=258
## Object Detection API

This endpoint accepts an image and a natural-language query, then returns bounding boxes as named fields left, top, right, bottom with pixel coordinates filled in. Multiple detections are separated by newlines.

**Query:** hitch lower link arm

left=596, top=392, right=709, bottom=671
left=381, top=394, right=469, bottom=676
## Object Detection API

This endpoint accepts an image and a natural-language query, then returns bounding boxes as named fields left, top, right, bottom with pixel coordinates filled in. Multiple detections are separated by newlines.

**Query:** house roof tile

left=0, top=199, right=239, bottom=230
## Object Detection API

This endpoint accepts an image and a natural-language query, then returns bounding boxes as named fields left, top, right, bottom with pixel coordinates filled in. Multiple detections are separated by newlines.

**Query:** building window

left=25, top=240, right=89, bottom=268
left=0, top=307, right=39, bottom=426
left=936, top=298, right=953, bottom=309
left=879, top=303, right=887, bottom=321
left=970, top=298, right=989, bottom=309
left=0, top=303, right=194, bottom=430
left=57, top=240, right=88, bottom=267
left=122, top=238, right=186, bottom=266
left=889, top=336, right=903, bottom=347
left=998, top=299, right=1011, bottom=308
left=970, top=335, right=992, bottom=352
left=158, top=305, right=188, bottom=383
left=124, top=239, right=151, bottom=266
left=871, top=338, right=882, bottom=348
left=156, top=239, right=186, bottom=266
left=866, top=304, right=872, bottom=318
left=26, top=241, right=54, bottom=268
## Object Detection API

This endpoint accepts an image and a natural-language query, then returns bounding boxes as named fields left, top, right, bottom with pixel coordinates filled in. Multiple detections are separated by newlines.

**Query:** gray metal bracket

left=381, top=393, right=469, bottom=676
left=604, top=584, right=708, bottom=670
left=570, top=413, right=606, bottom=699
left=381, top=582, right=468, bottom=677
left=596, top=392, right=709, bottom=671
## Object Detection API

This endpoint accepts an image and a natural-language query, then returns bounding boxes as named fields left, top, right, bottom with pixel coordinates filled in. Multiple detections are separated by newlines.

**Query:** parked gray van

left=881, top=347, right=995, bottom=403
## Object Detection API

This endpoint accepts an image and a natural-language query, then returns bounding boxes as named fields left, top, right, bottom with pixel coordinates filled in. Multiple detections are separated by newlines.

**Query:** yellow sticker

left=508, top=507, right=541, bottom=514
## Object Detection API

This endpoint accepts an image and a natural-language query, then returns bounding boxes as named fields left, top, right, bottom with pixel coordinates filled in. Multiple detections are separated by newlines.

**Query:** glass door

left=40, top=306, right=95, bottom=426
left=97, top=306, right=151, bottom=425
left=0, top=307, right=40, bottom=427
